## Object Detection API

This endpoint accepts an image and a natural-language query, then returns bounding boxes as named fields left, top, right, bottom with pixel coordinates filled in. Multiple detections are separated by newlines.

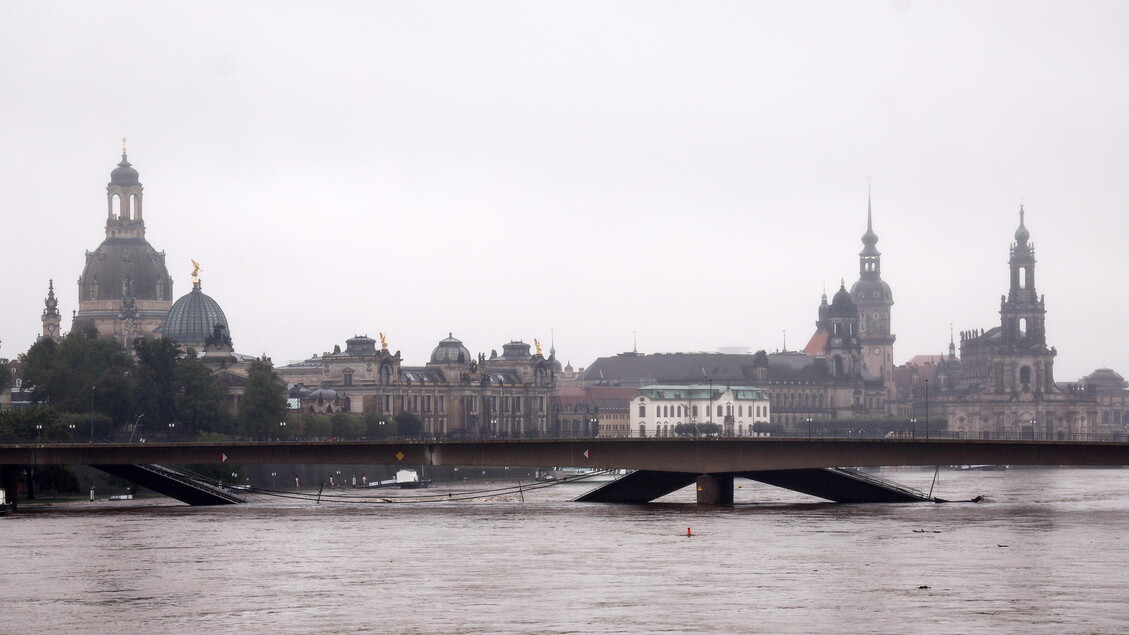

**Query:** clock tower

left=41, top=280, right=62, bottom=341
left=849, top=192, right=896, bottom=397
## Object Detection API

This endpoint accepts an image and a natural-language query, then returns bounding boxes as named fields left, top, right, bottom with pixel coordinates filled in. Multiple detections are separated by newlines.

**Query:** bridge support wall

left=696, top=474, right=734, bottom=506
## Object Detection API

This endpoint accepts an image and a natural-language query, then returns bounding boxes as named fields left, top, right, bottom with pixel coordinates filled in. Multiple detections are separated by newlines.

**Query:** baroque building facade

left=921, top=208, right=1099, bottom=439
left=275, top=335, right=558, bottom=438
left=578, top=198, right=890, bottom=428
left=629, top=385, right=770, bottom=438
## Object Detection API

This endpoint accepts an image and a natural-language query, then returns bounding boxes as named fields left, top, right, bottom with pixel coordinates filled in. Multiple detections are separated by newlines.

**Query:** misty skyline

left=2, top=2, right=1128, bottom=381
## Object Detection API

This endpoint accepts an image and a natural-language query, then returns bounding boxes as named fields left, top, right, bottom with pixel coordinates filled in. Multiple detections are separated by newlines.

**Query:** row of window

left=378, top=394, right=547, bottom=414
left=639, top=403, right=767, bottom=418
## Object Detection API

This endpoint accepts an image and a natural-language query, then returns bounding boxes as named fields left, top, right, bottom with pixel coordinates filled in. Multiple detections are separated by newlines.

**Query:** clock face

left=872, top=347, right=880, bottom=354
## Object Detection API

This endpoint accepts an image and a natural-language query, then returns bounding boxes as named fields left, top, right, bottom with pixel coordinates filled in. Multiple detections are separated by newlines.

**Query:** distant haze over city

left=2, top=2, right=1127, bottom=381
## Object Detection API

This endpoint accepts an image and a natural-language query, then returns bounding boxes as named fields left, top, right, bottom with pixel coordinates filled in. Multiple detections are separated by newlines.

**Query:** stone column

left=696, top=474, right=734, bottom=506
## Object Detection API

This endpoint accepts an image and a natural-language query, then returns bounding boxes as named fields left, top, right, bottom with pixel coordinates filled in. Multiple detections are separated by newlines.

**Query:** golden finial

left=379, top=333, right=389, bottom=351
left=190, top=260, right=202, bottom=284
left=122, top=137, right=127, bottom=152
left=535, top=338, right=543, bottom=356
left=840, top=277, right=845, bottom=288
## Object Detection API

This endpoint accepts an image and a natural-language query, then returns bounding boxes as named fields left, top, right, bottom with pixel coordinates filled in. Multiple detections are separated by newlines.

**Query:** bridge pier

left=696, top=474, right=734, bottom=506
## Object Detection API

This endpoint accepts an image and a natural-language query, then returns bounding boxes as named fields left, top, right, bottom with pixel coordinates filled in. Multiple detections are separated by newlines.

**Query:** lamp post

left=708, top=378, right=713, bottom=427
left=279, top=420, right=287, bottom=440
left=68, top=423, right=76, bottom=442
left=167, top=422, right=175, bottom=440
left=924, top=378, right=930, bottom=440
left=36, top=423, right=43, bottom=441
left=129, top=414, right=145, bottom=443
left=806, top=416, right=813, bottom=439
left=90, top=386, right=96, bottom=442
left=910, top=417, right=917, bottom=439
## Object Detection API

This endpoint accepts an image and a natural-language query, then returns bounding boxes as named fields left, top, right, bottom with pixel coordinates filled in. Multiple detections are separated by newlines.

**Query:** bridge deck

left=4, top=438, right=1128, bottom=471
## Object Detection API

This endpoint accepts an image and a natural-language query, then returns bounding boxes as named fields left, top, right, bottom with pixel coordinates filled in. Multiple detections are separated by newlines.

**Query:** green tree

left=393, top=411, right=423, bottom=439
left=0, top=358, right=10, bottom=392
left=331, top=412, right=352, bottom=438
left=133, top=337, right=182, bottom=431
left=301, top=413, right=332, bottom=439
left=0, top=406, right=62, bottom=441
left=674, top=422, right=722, bottom=437
left=20, top=330, right=135, bottom=434
left=364, top=413, right=394, bottom=439
left=175, top=356, right=231, bottom=436
left=238, top=359, right=287, bottom=439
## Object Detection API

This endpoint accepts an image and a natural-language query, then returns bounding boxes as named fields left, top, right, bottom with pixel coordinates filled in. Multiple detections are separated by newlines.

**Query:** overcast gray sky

left=2, top=2, right=1127, bottom=381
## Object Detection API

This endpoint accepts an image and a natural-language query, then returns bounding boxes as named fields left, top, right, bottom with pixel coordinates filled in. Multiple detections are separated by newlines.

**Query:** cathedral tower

left=41, top=280, right=62, bottom=341
left=849, top=192, right=895, bottom=395
left=73, top=148, right=173, bottom=348
left=997, top=206, right=1055, bottom=393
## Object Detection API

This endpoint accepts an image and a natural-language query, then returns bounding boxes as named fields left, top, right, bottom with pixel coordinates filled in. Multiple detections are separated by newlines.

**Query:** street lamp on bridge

left=129, top=414, right=145, bottom=443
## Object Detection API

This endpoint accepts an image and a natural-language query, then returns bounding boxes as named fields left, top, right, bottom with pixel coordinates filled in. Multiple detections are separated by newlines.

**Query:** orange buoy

left=687, top=527, right=692, bottom=537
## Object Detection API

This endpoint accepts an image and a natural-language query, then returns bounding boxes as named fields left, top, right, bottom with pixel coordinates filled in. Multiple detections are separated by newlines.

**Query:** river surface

left=3, top=468, right=1129, bottom=634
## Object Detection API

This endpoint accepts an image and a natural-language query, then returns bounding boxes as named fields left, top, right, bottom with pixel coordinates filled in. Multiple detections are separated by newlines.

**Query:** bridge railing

left=4, top=430, right=1128, bottom=444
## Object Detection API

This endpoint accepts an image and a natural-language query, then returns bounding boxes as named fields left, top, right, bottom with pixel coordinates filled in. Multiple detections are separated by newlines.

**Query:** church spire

left=41, top=279, right=62, bottom=341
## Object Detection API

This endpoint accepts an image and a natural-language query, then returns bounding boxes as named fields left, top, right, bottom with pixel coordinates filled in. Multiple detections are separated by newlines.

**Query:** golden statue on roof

left=535, top=339, right=542, bottom=356
left=379, top=332, right=389, bottom=351
left=191, top=260, right=202, bottom=284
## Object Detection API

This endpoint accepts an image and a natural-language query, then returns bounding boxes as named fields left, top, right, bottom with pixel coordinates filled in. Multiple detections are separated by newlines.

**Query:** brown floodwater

left=3, top=468, right=1128, bottom=634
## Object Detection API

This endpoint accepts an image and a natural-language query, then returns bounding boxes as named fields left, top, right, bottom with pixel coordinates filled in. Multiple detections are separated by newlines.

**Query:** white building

left=629, top=384, right=771, bottom=438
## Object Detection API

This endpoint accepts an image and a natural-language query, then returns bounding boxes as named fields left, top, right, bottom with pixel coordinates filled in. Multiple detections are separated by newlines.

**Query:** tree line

left=0, top=329, right=282, bottom=441
left=1, top=328, right=426, bottom=443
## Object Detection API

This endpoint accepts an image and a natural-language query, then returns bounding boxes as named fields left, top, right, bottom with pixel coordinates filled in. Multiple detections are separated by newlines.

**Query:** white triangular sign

left=583, top=449, right=591, bottom=459
left=221, top=453, right=228, bottom=463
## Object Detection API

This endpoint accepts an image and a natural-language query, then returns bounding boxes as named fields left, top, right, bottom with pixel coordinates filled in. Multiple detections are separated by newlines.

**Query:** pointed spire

left=44, top=279, right=59, bottom=316
left=861, top=186, right=879, bottom=254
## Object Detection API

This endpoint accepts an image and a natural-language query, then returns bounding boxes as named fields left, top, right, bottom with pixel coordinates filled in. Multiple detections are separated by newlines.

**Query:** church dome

left=1084, top=368, right=1127, bottom=392
left=110, top=153, right=140, bottom=186
left=430, top=333, right=471, bottom=364
left=829, top=284, right=857, bottom=317
left=80, top=238, right=173, bottom=302
left=850, top=277, right=893, bottom=304
left=162, top=281, right=229, bottom=347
